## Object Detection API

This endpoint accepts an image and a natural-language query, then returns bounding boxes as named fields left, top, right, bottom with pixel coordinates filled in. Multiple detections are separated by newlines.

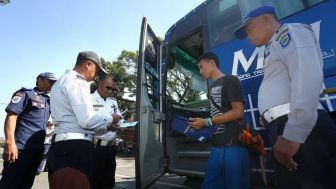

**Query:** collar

left=276, top=22, right=285, bottom=33
left=93, top=91, right=106, bottom=102
left=33, top=87, right=44, bottom=95
left=267, top=22, right=285, bottom=45
left=67, top=69, right=87, bottom=81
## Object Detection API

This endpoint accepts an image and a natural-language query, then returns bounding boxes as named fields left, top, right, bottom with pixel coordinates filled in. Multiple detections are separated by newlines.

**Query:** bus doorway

left=164, top=29, right=213, bottom=178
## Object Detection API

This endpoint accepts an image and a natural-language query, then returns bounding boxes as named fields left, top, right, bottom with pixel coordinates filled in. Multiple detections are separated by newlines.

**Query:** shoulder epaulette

left=76, top=74, right=86, bottom=81
left=12, top=87, right=30, bottom=97
left=19, top=87, right=33, bottom=91
left=302, top=24, right=313, bottom=32
left=107, top=96, right=116, bottom=100
left=17, top=87, right=32, bottom=93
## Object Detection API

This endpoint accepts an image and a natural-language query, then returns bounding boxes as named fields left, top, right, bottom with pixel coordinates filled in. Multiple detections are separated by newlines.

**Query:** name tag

left=93, top=104, right=104, bottom=111
left=32, top=101, right=45, bottom=109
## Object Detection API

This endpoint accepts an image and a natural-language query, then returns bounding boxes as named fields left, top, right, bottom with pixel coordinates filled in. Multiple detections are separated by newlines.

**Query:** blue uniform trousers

left=268, top=110, right=336, bottom=189
left=202, top=146, right=250, bottom=189
left=0, top=148, right=43, bottom=189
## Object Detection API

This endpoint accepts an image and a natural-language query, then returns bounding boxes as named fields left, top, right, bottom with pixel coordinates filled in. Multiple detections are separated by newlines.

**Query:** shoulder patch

left=279, top=33, right=291, bottom=48
left=275, top=28, right=289, bottom=41
left=11, top=96, right=22, bottom=104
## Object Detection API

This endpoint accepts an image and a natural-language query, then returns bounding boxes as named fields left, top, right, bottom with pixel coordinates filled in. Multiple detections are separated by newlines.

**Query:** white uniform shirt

left=51, top=70, right=112, bottom=135
left=91, top=91, right=121, bottom=141
left=258, top=23, right=323, bottom=143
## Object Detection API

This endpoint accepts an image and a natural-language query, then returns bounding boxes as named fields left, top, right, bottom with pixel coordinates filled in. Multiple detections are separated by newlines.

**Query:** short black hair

left=197, top=52, right=219, bottom=68
left=98, top=74, right=117, bottom=83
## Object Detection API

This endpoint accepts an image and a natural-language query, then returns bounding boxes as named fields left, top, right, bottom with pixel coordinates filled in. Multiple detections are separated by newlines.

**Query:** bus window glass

left=206, top=0, right=241, bottom=48
left=240, top=0, right=325, bottom=19
left=238, top=0, right=304, bottom=19
left=166, top=47, right=208, bottom=106
left=143, top=30, right=160, bottom=109
left=207, top=0, right=326, bottom=48
left=306, top=0, right=325, bottom=6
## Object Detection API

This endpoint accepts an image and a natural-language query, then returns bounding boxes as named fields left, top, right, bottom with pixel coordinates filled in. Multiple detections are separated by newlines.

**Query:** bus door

left=135, top=17, right=165, bottom=189
left=164, top=29, right=212, bottom=178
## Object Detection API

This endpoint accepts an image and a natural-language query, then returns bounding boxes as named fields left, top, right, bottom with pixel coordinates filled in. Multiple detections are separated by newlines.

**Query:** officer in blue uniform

left=0, top=72, right=57, bottom=189
left=235, top=6, right=336, bottom=189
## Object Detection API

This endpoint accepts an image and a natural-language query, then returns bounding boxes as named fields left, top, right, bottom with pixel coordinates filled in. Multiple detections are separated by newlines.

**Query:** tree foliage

left=166, top=68, right=203, bottom=104
left=91, top=47, right=203, bottom=118
left=91, top=50, right=138, bottom=119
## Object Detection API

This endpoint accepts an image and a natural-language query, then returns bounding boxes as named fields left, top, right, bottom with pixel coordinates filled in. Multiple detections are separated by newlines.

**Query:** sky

left=0, top=0, right=205, bottom=137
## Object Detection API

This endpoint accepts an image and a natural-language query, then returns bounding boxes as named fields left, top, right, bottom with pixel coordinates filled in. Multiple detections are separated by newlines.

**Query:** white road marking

left=155, top=181, right=191, bottom=188
left=116, top=164, right=134, bottom=168
left=115, top=173, right=134, bottom=178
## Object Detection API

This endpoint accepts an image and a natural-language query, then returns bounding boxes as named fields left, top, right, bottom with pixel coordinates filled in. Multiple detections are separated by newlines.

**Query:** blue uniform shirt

left=5, top=87, right=50, bottom=150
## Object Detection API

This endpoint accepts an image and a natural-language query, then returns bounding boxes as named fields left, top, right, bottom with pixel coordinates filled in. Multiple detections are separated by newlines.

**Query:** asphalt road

left=0, top=148, right=201, bottom=189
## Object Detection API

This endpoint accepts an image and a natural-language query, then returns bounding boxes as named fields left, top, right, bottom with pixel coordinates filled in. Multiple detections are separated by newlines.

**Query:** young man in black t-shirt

left=188, top=52, right=250, bottom=189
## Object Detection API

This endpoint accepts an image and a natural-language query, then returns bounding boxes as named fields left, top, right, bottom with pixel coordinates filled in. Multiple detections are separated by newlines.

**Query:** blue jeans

left=202, top=146, right=250, bottom=189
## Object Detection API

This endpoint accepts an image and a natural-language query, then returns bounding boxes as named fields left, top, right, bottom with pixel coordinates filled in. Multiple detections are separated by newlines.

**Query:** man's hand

left=188, top=118, right=205, bottom=129
left=273, top=136, right=300, bottom=171
left=3, top=142, right=18, bottom=163
left=3, top=112, right=19, bottom=163
left=112, top=114, right=122, bottom=124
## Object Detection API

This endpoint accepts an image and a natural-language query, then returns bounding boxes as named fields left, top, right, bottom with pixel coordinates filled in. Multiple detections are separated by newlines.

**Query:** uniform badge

left=11, top=96, right=22, bottom=104
left=279, top=33, right=291, bottom=48
left=93, top=104, right=103, bottom=111
left=34, top=92, right=41, bottom=102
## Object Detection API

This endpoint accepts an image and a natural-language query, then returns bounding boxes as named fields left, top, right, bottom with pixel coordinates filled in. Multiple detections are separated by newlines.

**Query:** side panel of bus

left=160, top=0, right=336, bottom=188
left=211, top=0, right=336, bottom=185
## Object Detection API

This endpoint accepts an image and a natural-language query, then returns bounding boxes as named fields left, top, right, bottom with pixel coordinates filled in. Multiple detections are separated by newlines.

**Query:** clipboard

left=171, top=116, right=217, bottom=142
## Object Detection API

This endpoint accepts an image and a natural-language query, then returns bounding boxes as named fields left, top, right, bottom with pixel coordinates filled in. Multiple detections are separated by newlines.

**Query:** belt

left=94, top=139, right=116, bottom=147
left=261, top=103, right=290, bottom=125
left=54, top=133, right=93, bottom=143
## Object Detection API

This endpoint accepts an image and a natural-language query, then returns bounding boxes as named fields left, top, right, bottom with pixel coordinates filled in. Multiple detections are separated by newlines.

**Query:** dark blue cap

left=234, top=6, right=276, bottom=39
left=38, top=72, right=57, bottom=81
left=77, top=51, right=107, bottom=74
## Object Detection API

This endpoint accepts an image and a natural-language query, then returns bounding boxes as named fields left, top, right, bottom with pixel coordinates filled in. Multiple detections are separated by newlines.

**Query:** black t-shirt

left=209, top=75, right=244, bottom=147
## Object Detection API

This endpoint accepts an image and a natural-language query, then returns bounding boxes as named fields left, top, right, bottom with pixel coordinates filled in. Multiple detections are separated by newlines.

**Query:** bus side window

left=166, top=46, right=208, bottom=107
left=206, top=0, right=326, bottom=49
left=206, top=0, right=241, bottom=48
left=239, top=0, right=326, bottom=25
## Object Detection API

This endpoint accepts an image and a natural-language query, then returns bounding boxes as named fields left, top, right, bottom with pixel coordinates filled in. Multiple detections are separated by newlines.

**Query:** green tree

left=166, top=68, right=202, bottom=104
left=91, top=50, right=138, bottom=119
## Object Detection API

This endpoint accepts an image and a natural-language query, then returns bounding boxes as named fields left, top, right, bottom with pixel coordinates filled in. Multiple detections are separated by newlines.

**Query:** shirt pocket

left=32, top=100, right=45, bottom=109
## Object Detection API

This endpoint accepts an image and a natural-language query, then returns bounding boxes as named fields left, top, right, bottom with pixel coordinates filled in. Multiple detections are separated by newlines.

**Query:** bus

left=135, top=0, right=336, bottom=188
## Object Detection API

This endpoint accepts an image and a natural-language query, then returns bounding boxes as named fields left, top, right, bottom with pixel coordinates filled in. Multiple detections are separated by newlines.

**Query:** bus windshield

left=207, top=0, right=326, bottom=48
left=166, top=46, right=208, bottom=106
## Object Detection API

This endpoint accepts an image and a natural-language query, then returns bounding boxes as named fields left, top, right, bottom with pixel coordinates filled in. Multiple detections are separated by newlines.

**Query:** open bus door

left=135, top=17, right=165, bottom=189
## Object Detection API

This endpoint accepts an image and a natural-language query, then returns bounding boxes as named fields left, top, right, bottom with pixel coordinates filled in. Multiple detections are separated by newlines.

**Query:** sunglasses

left=105, top=86, right=117, bottom=92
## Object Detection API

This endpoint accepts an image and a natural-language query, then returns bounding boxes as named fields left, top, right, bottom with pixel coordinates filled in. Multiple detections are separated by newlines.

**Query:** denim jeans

left=202, top=146, right=250, bottom=189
